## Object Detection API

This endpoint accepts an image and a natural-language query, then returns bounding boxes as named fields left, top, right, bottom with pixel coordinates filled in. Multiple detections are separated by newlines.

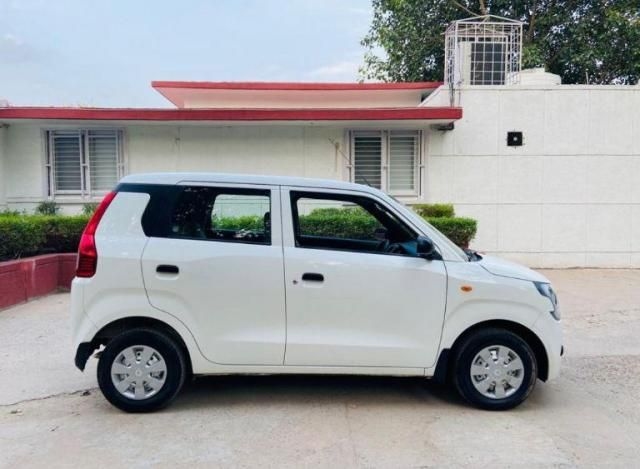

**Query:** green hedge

left=0, top=215, right=90, bottom=261
left=0, top=216, right=46, bottom=260
left=216, top=205, right=477, bottom=248
left=427, top=217, right=477, bottom=247
left=0, top=204, right=477, bottom=262
left=299, top=208, right=380, bottom=240
left=40, top=215, right=91, bottom=253
left=213, top=215, right=263, bottom=231
left=412, top=203, right=455, bottom=218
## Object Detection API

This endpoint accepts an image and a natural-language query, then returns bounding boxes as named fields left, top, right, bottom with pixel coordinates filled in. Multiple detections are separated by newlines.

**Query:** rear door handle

left=301, top=272, right=324, bottom=282
left=156, top=264, right=179, bottom=274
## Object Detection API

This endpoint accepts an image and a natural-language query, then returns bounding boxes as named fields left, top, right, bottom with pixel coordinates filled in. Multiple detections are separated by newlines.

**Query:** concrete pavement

left=1, top=269, right=639, bottom=468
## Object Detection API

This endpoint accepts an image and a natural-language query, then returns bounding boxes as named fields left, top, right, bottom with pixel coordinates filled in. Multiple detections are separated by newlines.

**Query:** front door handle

left=302, top=272, right=324, bottom=282
left=156, top=264, right=179, bottom=274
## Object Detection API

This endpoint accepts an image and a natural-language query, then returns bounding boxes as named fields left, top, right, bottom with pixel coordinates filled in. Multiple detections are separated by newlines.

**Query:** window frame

left=44, top=128, right=125, bottom=199
left=168, top=185, right=273, bottom=246
left=290, top=190, right=419, bottom=257
left=348, top=130, right=422, bottom=197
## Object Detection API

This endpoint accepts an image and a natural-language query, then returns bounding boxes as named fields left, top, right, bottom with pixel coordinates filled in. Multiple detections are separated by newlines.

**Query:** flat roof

left=151, top=81, right=442, bottom=91
left=0, top=106, right=462, bottom=122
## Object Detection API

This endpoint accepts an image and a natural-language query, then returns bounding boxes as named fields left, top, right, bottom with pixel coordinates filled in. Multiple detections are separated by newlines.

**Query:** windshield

left=385, top=195, right=468, bottom=261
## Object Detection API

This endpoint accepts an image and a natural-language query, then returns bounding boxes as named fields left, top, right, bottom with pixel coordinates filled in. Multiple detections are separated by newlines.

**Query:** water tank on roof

left=518, top=68, right=561, bottom=85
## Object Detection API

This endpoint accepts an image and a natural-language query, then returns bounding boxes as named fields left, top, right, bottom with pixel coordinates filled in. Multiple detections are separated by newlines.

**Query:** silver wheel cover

left=469, top=345, right=525, bottom=399
left=110, top=345, right=168, bottom=400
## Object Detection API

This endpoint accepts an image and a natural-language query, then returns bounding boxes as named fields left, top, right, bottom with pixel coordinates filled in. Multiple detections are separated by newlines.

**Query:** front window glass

left=292, top=191, right=417, bottom=256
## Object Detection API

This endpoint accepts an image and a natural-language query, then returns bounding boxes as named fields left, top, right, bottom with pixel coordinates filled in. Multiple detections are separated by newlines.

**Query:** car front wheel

left=453, top=328, right=537, bottom=410
left=97, top=328, right=187, bottom=412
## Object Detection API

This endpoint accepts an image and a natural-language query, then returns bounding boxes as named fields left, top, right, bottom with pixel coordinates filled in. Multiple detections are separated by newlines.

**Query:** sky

left=0, top=0, right=373, bottom=107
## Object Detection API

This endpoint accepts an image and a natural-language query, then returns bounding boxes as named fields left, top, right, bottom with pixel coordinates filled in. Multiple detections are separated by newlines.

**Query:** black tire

left=97, top=328, right=187, bottom=413
left=453, top=328, right=537, bottom=411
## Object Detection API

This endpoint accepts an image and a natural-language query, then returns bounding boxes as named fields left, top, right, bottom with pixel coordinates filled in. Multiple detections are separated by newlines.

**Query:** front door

left=281, top=188, right=447, bottom=368
left=141, top=184, right=286, bottom=365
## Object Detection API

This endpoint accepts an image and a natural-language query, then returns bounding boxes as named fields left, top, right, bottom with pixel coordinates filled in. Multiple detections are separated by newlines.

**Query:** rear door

left=141, top=183, right=286, bottom=365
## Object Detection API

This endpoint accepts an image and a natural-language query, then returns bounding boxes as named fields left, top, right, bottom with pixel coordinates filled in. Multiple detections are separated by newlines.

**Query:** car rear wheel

left=97, top=328, right=186, bottom=412
left=453, top=328, right=537, bottom=410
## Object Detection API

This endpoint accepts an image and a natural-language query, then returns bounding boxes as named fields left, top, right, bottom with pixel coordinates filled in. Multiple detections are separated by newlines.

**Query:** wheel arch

left=75, top=316, right=193, bottom=376
left=434, top=319, right=549, bottom=383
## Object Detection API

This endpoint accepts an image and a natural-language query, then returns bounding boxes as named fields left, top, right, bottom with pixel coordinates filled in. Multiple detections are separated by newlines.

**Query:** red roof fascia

left=0, top=107, right=462, bottom=121
left=151, top=81, right=443, bottom=91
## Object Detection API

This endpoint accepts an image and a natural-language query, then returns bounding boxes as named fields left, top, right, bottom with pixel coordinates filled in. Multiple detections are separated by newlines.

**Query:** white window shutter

left=52, top=130, right=83, bottom=193
left=47, top=129, right=122, bottom=197
left=388, top=131, right=418, bottom=193
left=352, top=132, right=382, bottom=189
left=87, top=130, right=120, bottom=193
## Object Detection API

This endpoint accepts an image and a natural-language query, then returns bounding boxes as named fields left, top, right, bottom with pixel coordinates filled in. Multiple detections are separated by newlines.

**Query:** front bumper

left=532, top=311, right=563, bottom=381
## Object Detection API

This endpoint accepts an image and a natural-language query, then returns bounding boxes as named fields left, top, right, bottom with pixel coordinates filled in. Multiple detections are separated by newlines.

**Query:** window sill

left=53, top=197, right=107, bottom=203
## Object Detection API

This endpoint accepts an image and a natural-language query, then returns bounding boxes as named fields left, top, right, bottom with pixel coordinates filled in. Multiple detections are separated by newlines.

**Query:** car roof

left=119, top=172, right=380, bottom=194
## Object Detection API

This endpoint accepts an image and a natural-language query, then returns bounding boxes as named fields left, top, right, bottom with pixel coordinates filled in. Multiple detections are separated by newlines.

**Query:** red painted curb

left=0, top=253, right=77, bottom=310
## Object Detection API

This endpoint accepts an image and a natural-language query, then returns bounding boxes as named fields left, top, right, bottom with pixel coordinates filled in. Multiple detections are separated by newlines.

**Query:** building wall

left=4, top=124, right=45, bottom=211
left=3, top=84, right=639, bottom=267
left=126, top=125, right=345, bottom=178
left=3, top=124, right=347, bottom=214
left=424, top=85, right=640, bottom=267
left=179, top=89, right=424, bottom=109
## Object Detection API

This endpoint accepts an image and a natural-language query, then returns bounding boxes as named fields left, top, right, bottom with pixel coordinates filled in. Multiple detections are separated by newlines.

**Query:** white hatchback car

left=71, top=172, right=562, bottom=412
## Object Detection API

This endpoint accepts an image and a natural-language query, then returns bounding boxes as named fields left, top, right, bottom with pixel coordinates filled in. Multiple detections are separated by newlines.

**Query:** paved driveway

left=1, top=270, right=639, bottom=468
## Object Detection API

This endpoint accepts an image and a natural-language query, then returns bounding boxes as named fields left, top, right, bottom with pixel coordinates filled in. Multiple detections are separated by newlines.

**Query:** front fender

left=439, top=262, right=549, bottom=350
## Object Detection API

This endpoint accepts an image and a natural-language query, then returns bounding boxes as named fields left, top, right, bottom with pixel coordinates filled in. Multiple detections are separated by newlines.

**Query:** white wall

left=4, top=125, right=45, bottom=212
left=424, top=85, right=640, bottom=267
left=3, top=123, right=347, bottom=213
left=125, top=125, right=345, bottom=178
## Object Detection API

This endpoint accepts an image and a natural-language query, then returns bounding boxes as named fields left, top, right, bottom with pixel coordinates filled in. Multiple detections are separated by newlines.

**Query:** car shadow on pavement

left=172, top=374, right=466, bottom=411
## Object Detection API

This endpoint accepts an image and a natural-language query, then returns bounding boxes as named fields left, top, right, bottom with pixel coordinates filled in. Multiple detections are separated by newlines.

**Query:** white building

left=1, top=71, right=639, bottom=268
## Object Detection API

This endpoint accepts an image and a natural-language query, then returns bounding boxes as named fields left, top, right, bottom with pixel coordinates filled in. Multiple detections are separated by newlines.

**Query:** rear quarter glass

left=115, top=183, right=183, bottom=237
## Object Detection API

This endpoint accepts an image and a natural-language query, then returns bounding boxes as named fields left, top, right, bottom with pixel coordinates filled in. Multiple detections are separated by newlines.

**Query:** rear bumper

left=71, top=278, right=99, bottom=370
left=74, top=342, right=95, bottom=371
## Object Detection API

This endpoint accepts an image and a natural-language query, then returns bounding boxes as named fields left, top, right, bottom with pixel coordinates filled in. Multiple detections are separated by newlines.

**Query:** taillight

left=76, top=191, right=117, bottom=278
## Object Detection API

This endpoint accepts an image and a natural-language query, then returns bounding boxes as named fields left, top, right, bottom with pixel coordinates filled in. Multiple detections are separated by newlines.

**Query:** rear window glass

left=170, top=187, right=271, bottom=245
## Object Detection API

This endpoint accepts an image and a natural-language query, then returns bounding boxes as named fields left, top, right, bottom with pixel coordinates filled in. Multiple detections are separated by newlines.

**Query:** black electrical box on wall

left=507, top=131, right=523, bottom=146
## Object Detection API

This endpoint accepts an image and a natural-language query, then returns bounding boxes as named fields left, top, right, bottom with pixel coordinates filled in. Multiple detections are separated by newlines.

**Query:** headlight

left=534, top=281, right=560, bottom=320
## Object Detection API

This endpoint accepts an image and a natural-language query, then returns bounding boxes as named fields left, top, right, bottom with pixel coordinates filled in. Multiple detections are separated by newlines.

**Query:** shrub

left=82, top=202, right=99, bottom=216
left=39, top=215, right=91, bottom=253
left=0, top=208, right=24, bottom=217
left=0, top=214, right=90, bottom=261
left=215, top=215, right=263, bottom=231
left=412, top=203, right=455, bottom=218
left=0, top=216, right=45, bottom=260
left=427, top=217, right=477, bottom=248
left=215, top=206, right=477, bottom=248
left=299, top=208, right=380, bottom=239
left=35, top=201, right=60, bottom=216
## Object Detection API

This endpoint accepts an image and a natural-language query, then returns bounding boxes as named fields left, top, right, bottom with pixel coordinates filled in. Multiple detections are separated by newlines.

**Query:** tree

left=360, top=0, right=640, bottom=85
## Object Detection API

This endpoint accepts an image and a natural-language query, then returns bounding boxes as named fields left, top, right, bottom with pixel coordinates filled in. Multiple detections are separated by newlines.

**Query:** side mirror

left=416, top=235, right=440, bottom=260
